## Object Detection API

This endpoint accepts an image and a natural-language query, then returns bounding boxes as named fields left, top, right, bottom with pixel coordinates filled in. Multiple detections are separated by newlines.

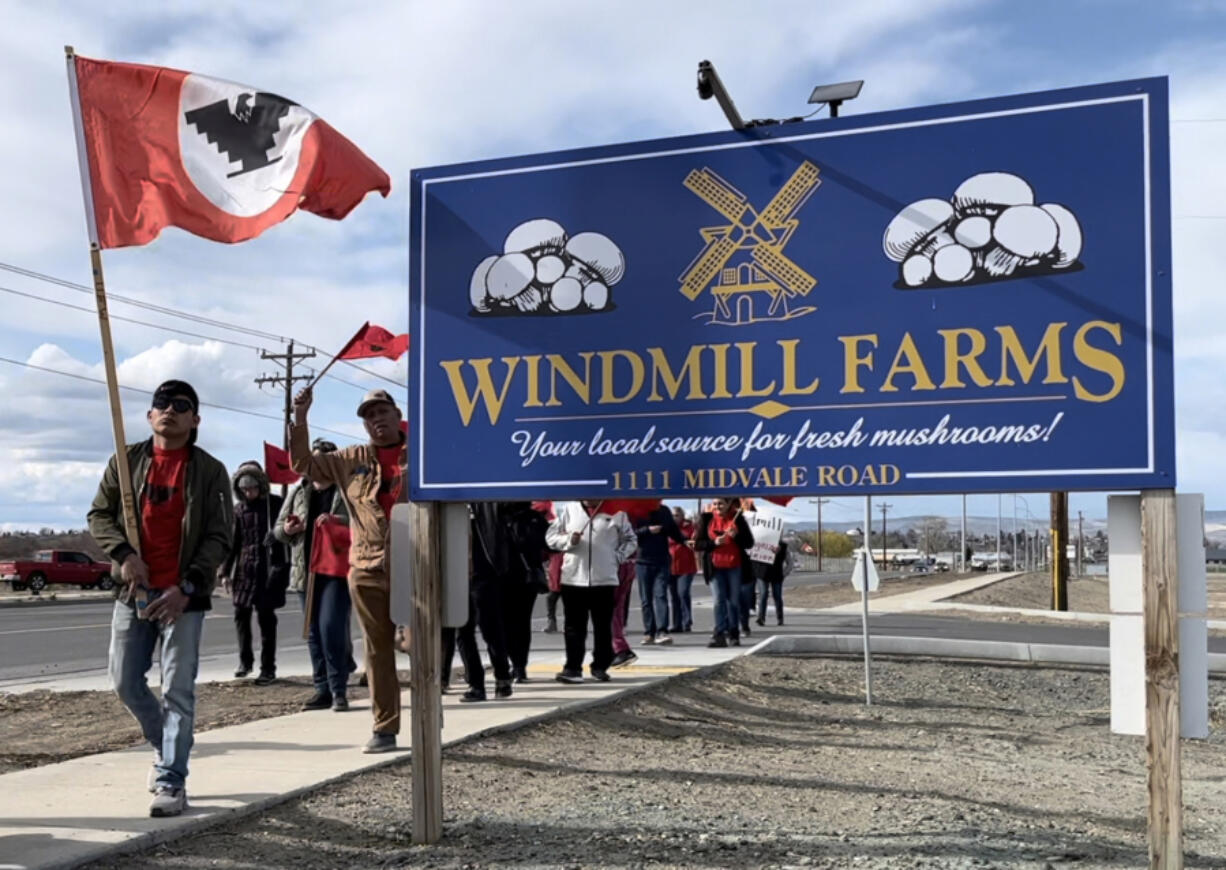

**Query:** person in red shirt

left=667, top=507, right=698, bottom=633
left=289, top=387, right=407, bottom=754
left=87, top=380, right=232, bottom=818
left=693, top=497, right=754, bottom=648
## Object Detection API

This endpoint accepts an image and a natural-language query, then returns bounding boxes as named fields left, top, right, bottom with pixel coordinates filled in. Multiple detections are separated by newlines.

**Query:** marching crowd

left=85, top=379, right=795, bottom=817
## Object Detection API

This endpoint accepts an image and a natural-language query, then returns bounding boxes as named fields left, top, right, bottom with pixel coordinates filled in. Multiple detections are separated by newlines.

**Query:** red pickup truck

left=0, top=550, right=114, bottom=592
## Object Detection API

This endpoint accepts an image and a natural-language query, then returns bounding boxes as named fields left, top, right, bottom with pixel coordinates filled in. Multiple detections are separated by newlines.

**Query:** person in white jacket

left=546, top=500, right=636, bottom=683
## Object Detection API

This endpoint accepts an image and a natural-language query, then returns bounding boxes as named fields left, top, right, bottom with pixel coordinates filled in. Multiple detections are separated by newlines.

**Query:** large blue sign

left=409, top=78, right=1173, bottom=501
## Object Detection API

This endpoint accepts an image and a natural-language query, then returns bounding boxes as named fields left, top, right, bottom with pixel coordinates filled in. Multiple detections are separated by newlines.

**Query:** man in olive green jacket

left=290, top=386, right=406, bottom=754
left=87, top=380, right=232, bottom=818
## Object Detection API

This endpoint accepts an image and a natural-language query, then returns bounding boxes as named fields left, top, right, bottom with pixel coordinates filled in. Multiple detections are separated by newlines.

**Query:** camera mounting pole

left=696, top=60, right=746, bottom=131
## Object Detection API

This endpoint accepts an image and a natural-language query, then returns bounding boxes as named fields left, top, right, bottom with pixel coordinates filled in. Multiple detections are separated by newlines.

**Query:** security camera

left=697, top=60, right=714, bottom=100
left=694, top=60, right=745, bottom=129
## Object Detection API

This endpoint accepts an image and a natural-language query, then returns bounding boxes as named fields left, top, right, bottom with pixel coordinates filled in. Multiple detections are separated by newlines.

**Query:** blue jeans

left=710, top=568, right=741, bottom=638
left=636, top=562, right=670, bottom=637
left=109, top=600, right=205, bottom=790
left=299, top=575, right=353, bottom=699
left=668, top=573, right=694, bottom=631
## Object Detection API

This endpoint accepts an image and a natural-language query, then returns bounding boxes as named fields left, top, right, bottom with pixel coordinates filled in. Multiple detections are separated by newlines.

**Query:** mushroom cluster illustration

left=883, top=172, right=1083, bottom=288
left=469, top=219, right=626, bottom=316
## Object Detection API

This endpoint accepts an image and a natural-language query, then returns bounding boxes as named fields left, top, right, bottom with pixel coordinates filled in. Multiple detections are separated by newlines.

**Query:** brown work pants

left=350, top=568, right=400, bottom=735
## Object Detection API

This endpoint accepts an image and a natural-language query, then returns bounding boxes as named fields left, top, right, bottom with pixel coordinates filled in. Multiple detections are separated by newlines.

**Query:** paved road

left=0, top=570, right=873, bottom=685
left=2, top=572, right=1221, bottom=691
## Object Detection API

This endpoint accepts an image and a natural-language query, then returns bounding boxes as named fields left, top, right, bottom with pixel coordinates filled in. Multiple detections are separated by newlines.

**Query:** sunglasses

left=152, top=396, right=194, bottom=414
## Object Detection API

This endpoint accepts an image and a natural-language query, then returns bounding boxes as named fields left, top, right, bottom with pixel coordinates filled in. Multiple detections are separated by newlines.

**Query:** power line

left=0, top=260, right=290, bottom=343
left=322, top=372, right=377, bottom=391
left=2, top=282, right=386, bottom=391
left=0, top=355, right=359, bottom=442
left=0, top=259, right=403, bottom=387
left=0, top=283, right=265, bottom=352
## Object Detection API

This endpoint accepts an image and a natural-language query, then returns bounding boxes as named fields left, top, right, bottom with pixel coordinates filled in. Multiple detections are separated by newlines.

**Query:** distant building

left=1208, top=547, right=1226, bottom=566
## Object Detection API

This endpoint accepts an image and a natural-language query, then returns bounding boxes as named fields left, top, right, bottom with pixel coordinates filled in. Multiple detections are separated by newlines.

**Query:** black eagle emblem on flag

left=184, top=92, right=298, bottom=178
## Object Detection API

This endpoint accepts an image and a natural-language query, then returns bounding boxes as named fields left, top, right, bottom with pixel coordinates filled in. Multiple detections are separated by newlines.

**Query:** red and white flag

left=337, top=322, right=409, bottom=361
left=70, top=55, right=390, bottom=248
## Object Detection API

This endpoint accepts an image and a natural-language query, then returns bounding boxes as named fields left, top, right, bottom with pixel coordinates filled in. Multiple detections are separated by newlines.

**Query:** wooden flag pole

left=66, top=46, right=141, bottom=553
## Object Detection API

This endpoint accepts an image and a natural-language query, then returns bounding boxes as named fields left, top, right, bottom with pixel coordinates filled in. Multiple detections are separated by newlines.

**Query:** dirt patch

left=83, top=657, right=1226, bottom=870
left=786, top=571, right=968, bottom=611
left=951, top=572, right=1110, bottom=612
left=0, top=672, right=409, bottom=774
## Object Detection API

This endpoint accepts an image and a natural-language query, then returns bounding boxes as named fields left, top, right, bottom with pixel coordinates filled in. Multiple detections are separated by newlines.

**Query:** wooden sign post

left=409, top=501, right=443, bottom=844
left=1141, top=489, right=1181, bottom=868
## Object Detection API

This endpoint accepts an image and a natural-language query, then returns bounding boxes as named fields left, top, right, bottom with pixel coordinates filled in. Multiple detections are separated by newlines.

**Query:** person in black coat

left=467, top=502, right=549, bottom=700
left=753, top=540, right=793, bottom=626
left=220, top=463, right=288, bottom=684
left=692, top=497, right=754, bottom=648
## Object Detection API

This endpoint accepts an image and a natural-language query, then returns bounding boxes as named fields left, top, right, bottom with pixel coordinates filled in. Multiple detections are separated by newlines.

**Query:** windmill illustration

left=679, top=160, right=821, bottom=325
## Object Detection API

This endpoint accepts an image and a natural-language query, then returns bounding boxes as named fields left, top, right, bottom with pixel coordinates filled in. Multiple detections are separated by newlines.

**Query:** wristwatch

left=178, top=579, right=196, bottom=598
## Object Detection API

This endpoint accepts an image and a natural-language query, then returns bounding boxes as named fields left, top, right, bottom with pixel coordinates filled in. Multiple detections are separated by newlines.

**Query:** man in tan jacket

left=290, top=386, right=406, bottom=753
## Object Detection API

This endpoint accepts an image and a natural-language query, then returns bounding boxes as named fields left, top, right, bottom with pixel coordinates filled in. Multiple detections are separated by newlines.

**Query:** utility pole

left=1077, top=510, right=1084, bottom=578
left=997, top=494, right=1003, bottom=570
left=960, top=494, right=967, bottom=573
left=1050, top=492, right=1069, bottom=610
left=818, top=499, right=828, bottom=575
left=254, top=340, right=317, bottom=495
left=878, top=502, right=892, bottom=567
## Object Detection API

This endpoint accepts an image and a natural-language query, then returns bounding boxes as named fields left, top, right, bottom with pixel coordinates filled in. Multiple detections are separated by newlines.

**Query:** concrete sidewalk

left=815, top=570, right=1226, bottom=631
left=0, top=646, right=742, bottom=870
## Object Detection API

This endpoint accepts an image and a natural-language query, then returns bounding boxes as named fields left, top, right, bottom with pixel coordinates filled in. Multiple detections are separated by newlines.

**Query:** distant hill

left=0, top=530, right=106, bottom=562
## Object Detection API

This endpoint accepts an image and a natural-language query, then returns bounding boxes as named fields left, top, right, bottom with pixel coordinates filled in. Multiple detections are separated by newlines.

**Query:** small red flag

left=310, top=515, right=351, bottom=577
left=337, top=322, right=409, bottom=361
left=264, top=442, right=301, bottom=485
left=72, top=56, right=390, bottom=248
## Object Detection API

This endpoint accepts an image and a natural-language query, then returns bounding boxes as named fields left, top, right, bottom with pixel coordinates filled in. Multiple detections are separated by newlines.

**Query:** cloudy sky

left=0, top=0, right=1223, bottom=534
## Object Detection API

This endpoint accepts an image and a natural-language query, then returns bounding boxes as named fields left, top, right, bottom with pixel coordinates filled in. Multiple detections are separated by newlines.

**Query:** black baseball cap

left=152, top=380, right=199, bottom=413
left=152, top=379, right=200, bottom=445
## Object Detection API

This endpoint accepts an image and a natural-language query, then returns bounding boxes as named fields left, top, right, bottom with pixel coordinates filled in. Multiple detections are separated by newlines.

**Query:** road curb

left=755, top=633, right=1226, bottom=673
left=0, top=594, right=114, bottom=609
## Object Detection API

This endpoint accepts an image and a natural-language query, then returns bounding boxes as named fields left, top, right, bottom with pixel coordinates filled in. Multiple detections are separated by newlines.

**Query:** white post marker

left=858, top=496, right=875, bottom=704
left=1108, top=493, right=1208, bottom=738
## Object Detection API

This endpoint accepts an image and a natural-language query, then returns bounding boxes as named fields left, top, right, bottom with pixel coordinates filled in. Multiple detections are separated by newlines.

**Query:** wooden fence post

left=410, top=501, right=443, bottom=845
left=1141, top=489, right=1181, bottom=869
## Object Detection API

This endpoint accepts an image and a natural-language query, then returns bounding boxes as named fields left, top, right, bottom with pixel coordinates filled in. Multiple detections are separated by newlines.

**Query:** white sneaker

left=149, top=786, right=187, bottom=817
left=656, top=633, right=674, bottom=645
left=641, top=635, right=655, bottom=646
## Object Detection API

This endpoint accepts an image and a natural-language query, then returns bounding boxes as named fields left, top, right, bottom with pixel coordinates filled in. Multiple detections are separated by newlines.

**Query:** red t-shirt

left=375, top=444, right=405, bottom=520
left=709, top=513, right=741, bottom=570
left=141, top=446, right=188, bottom=589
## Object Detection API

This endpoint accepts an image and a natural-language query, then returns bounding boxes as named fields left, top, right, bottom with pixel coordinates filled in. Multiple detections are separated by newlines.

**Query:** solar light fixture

left=807, top=80, right=864, bottom=117
left=697, top=61, right=864, bottom=129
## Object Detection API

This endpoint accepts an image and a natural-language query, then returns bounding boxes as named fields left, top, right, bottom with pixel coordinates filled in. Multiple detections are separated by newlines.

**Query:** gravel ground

left=86, top=656, right=1226, bottom=870
left=785, top=571, right=967, bottom=611
left=951, top=573, right=1110, bottom=612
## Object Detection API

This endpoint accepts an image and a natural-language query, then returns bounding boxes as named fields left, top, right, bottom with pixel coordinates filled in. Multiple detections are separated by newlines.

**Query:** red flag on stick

left=338, top=322, right=409, bottom=361
left=308, top=321, right=408, bottom=388
left=71, top=55, right=390, bottom=248
left=264, top=441, right=301, bottom=485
